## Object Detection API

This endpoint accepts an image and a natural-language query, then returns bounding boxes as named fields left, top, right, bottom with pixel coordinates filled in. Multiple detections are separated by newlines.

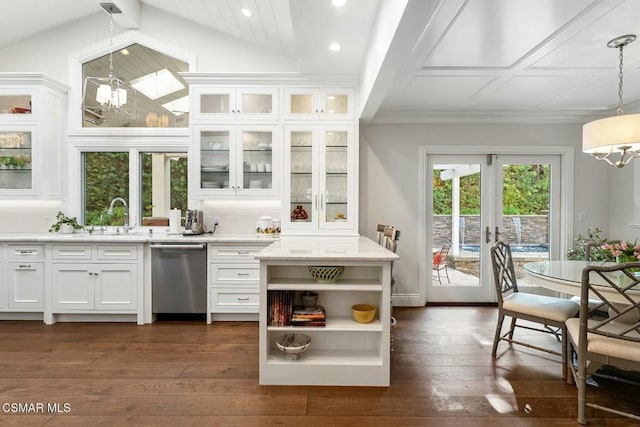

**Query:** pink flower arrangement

left=601, top=241, right=640, bottom=263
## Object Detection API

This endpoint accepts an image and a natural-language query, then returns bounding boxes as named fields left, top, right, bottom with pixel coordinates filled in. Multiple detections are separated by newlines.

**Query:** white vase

left=59, top=224, right=75, bottom=234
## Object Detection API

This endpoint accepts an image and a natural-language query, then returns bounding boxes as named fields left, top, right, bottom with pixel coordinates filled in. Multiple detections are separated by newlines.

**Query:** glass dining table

left=523, top=260, right=640, bottom=304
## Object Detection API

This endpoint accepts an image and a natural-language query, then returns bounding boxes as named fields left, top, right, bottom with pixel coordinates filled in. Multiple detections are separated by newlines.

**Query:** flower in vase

left=601, top=241, right=640, bottom=263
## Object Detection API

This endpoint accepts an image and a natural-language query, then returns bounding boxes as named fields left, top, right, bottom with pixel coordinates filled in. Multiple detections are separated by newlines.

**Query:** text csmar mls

left=2, top=402, right=71, bottom=414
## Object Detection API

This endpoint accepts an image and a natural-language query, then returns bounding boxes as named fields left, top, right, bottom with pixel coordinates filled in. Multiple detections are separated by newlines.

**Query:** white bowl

left=276, top=334, right=311, bottom=360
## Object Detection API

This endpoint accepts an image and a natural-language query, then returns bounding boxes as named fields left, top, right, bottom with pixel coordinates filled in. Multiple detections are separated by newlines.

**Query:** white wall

left=0, top=4, right=297, bottom=84
left=359, top=123, right=612, bottom=305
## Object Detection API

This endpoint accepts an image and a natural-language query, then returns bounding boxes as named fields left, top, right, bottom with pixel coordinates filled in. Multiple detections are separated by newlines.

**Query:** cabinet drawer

left=97, top=245, right=138, bottom=260
left=6, top=244, right=44, bottom=261
left=51, top=245, right=93, bottom=260
left=208, top=244, right=268, bottom=262
left=210, top=264, right=259, bottom=284
left=210, top=288, right=259, bottom=312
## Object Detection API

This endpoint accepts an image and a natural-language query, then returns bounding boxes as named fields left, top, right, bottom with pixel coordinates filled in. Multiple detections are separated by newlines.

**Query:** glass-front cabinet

left=193, top=87, right=278, bottom=121
left=0, top=130, right=33, bottom=190
left=284, top=88, right=354, bottom=120
left=193, top=124, right=278, bottom=197
left=283, top=125, right=355, bottom=233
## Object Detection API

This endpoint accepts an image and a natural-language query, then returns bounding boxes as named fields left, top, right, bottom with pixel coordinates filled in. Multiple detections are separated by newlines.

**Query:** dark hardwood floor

left=0, top=306, right=638, bottom=426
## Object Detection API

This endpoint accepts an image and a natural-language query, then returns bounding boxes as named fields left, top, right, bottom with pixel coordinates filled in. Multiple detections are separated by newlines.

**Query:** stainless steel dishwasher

left=151, top=242, right=207, bottom=315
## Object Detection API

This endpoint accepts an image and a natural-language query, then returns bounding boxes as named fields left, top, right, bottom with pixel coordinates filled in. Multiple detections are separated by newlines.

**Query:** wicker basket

left=308, top=266, right=345, bottom=283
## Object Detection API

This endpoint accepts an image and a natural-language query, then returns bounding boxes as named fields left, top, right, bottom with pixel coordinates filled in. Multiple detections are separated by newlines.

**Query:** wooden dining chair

left=566, top=262, right=640, bottom=424
left=432, top=244, right=450, bottom=284
left=491, top=241, right=580, bottom=379
left=380, top=226, right=400, bottom=352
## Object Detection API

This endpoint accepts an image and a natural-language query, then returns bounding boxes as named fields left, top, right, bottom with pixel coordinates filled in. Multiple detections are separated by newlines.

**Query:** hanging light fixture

left=583, top=34, right=640, bottom=168
left=82, top=3, right=136, bottom=122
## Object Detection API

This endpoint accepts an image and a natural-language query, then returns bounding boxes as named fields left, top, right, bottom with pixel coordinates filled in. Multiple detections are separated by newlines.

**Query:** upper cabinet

left=193, top=87, right=279, bottom=122
left=0, top=74, right=68, bottom=199
left=284, top=88, right=354, bottom=120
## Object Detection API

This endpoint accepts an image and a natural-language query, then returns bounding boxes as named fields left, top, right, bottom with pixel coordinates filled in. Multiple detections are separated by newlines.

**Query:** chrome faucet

left=107, top=197, right=129, bottom=234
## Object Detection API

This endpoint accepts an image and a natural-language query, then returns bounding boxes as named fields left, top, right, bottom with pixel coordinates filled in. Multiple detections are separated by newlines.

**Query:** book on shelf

left=267, top=291, right=294, bottom=326
left=291, top=305, right=325, bottom=327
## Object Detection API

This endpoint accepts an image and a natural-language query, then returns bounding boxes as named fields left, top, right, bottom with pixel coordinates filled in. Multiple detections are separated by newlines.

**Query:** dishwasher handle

left=150, top=244, right=206, bottom=250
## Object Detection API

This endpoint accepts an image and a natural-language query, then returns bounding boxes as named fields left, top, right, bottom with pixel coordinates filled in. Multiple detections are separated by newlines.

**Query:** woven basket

left=308, top=266, right=345, bottom=283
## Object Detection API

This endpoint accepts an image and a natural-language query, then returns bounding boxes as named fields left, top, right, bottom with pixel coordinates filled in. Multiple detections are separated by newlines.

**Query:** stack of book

left=267, top=291, right=294, bottom=326
left=291, top=305, right=326, bottom=327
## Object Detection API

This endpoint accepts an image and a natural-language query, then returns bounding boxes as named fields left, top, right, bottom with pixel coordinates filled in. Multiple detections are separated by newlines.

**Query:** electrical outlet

left=578, top=212, right=586, bottom=222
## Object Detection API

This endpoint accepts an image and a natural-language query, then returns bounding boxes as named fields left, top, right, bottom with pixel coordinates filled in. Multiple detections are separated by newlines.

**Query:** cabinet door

left=0, top=127, right=37, bottom=195
left=94, top=264, right=137, bottom=310
left=6, top=262, right=43, bottom=309
left=284, top=88, right=317, bottom=119
left=283, top=126, right=319, bottom=231
left=194, top=87, right=236, bottom=120
left=318, top=89, right=354, bottom=120
left=194, top=125, right=236, bottom=195
left=319, top=126, right=355, bottom=230
left=236, top=125, right=278, bottom=195
left=236, top=88, right=278, bottom=120
left=51, top=264, right=94, bottom=309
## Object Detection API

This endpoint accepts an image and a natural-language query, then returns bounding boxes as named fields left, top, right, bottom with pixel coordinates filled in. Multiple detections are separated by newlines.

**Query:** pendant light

left=583, top=35, right=640, bottom=168
left=82, top=3, right=136, bottom=123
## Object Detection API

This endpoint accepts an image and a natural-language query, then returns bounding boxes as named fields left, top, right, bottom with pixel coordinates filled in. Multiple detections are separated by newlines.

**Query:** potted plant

left=49, top=211, right=83, bottom=233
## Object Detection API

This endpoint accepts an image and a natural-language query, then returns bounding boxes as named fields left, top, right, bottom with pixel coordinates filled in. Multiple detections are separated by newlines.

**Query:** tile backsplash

left=0, top=200, right=63, bottom=233
left=201, top=200, right=281, bottom=234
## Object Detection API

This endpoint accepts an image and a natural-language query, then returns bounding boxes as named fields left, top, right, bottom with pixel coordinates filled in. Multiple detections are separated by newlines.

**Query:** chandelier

left=82, top=3, right=136, bottom=123
left=583, top=34, right=640, bottom=168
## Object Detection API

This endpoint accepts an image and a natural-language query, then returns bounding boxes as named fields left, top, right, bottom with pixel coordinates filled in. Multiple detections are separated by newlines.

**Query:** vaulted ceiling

left=3, top=0, right=640, bottom=124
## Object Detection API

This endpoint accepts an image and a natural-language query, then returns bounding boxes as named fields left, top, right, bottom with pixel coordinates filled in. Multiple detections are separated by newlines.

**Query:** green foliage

left=84, top=152, right=129, bottom=226
left=433, top=164, right=550, bottom=215
left=566, top=226, right=613, bottom=261
left=48, top=211, right=83, bottom=233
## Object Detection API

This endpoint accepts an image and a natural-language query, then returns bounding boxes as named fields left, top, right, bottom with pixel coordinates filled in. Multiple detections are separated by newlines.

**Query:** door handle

left=485, top=226, right=492, bottom=244
left=495, top=226, right=502, bottom=243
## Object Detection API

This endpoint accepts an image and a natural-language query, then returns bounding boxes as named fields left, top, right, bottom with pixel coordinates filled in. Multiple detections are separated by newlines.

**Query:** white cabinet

left=193, top=86, right=278, bottom=122
left=48, top=244, right=142, bottom=323
left=284, top=88, right=354, bottom=120
left=3, top=243, right=44, bottom=311
left=283, top=125, right=356, bottom=234
left=207, top=242, right=272, bottom=323
left=259, top=256, right=392, bottom=386
left=0, top=74, right=68, bottom=199
left=192, top=124, right=279, bottom=197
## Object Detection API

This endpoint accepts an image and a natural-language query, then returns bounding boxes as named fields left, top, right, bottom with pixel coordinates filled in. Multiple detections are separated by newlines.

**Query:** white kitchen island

left=255, top=236, right=398, bottom=386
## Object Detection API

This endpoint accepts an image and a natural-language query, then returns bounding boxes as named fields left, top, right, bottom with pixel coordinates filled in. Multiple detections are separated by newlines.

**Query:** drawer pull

left=19, top=264, right=31, bottom=269
left=237, top=297, right=250, bottom=301
left=18, top=250, right=35, bottom=254
left=236, top=272, right=250, bottom=276
left=237, top=250, right=250, bottom=255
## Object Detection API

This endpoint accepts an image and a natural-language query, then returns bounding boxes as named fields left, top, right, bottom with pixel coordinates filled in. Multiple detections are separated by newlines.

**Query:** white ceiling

left=3, top=0, right=640, bottom=124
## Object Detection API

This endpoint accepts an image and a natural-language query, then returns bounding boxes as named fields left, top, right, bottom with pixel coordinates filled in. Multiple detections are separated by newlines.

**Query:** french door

left=426, top=153, right=560, bottom=303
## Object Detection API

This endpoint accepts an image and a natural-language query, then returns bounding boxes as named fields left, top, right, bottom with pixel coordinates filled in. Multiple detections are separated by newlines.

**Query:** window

left=82, top=43, right=189, bottom=128
left=82, top=151, right=188, bottom=228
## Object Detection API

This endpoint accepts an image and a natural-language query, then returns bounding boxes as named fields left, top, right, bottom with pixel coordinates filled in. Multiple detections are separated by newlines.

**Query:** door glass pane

left=0, top=95, right=31, bottom=114
left=324, top=130, right=348, bottom=222
left=325, top=94, right=348, bottom=114
left=140, top=153, right=187, bottom=226
left=501, top=163, right=551, bottom=284
left=0, top=131, right=32, bottom=189
left=83, top=152, right=129, bottom=226
left=201, top=94, right=229, bottom=114
left=241, top=94, right=272, bottom=114
left=290, top=131, right=313, bottom=222
left=242, top=130, right=272, bottom=190
left=290, top=94, right=313, bottom=114
left=432, top=164, right=481, bottom=287
left=200, top=131, right=230, bottom=189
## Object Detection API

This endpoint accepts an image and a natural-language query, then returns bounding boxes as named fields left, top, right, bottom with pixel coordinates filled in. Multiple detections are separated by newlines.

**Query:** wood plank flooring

left=0, top=306, right=638, bottom=426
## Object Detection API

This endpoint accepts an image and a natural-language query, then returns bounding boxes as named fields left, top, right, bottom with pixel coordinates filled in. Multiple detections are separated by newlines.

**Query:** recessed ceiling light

left=332, top=0, right=346, bottom=7
left=329, top=42, right=341, bottom=52
left=241, top=8, right=252, bottom=17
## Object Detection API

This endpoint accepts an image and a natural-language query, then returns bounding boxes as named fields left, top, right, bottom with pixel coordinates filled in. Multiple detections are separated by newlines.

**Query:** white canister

left=257, top=216, right=273, bottom=234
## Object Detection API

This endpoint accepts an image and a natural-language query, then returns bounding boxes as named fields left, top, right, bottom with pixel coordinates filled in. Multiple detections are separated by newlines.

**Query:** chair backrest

left=376, top=224, right=388, bottom=246
left=579, top=263, right=640, bottom=346
left=382, top=226, right=400, bottom=254
left=491, top=241, right=519, bottom=304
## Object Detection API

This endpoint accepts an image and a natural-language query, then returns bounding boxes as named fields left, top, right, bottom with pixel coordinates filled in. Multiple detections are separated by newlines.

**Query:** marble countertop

left=0, top=232, right=279, bottom=244
left=254, top=236, right=399, bottom=261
